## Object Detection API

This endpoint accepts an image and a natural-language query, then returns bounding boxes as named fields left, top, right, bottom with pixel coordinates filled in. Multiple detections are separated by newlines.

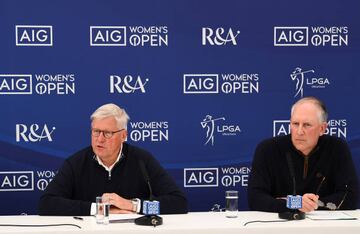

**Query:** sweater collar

left=289, top=134, right=324, bottom=157
left=93, top=144, right=124, bottom=172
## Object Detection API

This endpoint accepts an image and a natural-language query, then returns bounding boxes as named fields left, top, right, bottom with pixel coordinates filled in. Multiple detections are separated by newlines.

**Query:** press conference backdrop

left=0, top=0, right=359, bottom=215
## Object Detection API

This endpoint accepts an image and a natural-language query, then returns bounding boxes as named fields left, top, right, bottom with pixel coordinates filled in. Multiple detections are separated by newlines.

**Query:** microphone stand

left=134, top=161, right=163, bottom=227
left=278, top=153, right=305, bottom=220
left=134, top=214, right=163, bottom=227
left=278, top=177, right=305, bottom=220
left=278, top=209, right=305, bottom=220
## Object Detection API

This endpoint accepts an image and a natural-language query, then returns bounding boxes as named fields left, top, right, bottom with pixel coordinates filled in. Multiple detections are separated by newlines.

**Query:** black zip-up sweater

left=248, top=134, right=358, bottom=212
left=38, top=143, right=188, bottom=215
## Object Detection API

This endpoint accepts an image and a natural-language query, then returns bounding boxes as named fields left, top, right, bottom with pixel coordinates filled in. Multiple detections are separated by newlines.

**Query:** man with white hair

left=248, top=97, right=358, bottom=213
left=38, top=103, right=188, bottom=215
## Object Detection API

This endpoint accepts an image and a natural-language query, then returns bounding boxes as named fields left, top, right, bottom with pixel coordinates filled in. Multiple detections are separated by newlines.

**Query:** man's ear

left=319, top=122, right=327, bottom=136
left=121, top=130, right=128, bottom=141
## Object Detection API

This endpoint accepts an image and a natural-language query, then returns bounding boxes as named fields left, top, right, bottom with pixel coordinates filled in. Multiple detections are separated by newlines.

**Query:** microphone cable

left=0, top=223, right=81, bottom=228
left=243, top=219, right=290, bottom=226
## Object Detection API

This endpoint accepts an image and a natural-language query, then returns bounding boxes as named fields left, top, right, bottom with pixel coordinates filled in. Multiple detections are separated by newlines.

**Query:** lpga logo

left=201, top=115, right=225, bottom=146
left=200, top=115, right=241, bottom=146
left=290, top=67, right=314, bottom=98
left=290, top=67, right=330, bottom=98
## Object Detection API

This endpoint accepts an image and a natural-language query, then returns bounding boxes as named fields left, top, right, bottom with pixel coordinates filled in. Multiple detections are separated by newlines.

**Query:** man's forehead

left=293, top=101, right=320, bottom=114
left=92, top=117, right=117, bottom=125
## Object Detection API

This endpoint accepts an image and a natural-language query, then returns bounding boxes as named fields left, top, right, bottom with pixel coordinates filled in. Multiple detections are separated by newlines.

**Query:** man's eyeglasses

left=91, top=128, right=124, bottom=139
left=317, top=185, right=349, bottom=210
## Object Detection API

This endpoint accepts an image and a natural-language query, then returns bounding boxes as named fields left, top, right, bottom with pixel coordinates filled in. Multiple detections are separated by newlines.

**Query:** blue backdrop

left=0, top=0, right=359, bottom=214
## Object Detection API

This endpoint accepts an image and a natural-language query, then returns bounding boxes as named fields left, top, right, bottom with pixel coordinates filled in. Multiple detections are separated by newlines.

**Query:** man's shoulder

left=320, top=134, right=349, bottom=150
left=124, top=143, right=154, bottom=160
left=67, top=146, right=94, bottom=163
left=321, top=134, right=346, bottom=143
left=257, top=135, right=290, bottom=149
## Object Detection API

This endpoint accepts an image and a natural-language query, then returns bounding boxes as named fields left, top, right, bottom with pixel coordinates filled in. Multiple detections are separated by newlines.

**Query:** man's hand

left=110, top=206, right=135, bottom=214
left=299, top=193, right=319, bottom=212
left=102, top=193, right=133, bottom=213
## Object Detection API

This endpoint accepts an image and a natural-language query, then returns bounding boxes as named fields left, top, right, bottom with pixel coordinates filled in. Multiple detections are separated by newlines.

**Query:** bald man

left=248, top=97, right=358, bottom=213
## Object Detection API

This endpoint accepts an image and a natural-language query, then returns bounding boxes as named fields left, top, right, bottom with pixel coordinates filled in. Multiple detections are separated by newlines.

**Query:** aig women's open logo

left=0, top=74, right=76, bottom=95
left=273, top=119, right=347, bottom=139
left=183, top=73, right=260, bottom=94
left=0, top=170, right=56, bottom=192
left=90, top=25, right=168, bottom=46
left=184, top=167, right=250, bottom=187
left=274, top=26, right=348, bottom=47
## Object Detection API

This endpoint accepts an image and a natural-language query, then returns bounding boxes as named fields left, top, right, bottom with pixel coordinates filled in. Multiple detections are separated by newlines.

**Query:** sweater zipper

left=303, top=155, right=309, bottom=179
left=108, top=170, right=111, bottom=180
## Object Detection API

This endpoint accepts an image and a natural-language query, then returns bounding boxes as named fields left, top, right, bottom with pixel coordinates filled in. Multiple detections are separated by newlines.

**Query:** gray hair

left=90, top=103, right=130, bottom=130
left=291, top=97, right=328, bottom=123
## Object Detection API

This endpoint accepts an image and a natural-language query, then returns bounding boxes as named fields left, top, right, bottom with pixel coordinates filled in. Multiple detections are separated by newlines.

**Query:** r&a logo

left=202, top=27, right=240, bottom=45
left=110, top=75, right=149, bottom=93
left=16, top=124, right=56, bottom=142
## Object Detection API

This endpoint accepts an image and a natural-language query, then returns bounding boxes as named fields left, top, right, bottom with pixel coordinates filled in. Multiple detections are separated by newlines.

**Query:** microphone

left=278, top=152, right=305, bottom=220
left=134, top=160, right=163, bottom=227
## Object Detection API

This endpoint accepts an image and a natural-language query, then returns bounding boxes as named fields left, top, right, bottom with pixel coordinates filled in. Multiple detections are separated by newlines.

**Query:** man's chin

left=294, top=144, right=305, bottom=151
left=94, top=148, right=105, bottom=156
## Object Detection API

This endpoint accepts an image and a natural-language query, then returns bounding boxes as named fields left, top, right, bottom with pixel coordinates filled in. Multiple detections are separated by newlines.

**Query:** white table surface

left=0, top=210, right=359, bottom=234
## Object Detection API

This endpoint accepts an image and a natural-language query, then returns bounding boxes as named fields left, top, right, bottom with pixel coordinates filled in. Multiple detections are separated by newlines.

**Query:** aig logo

left=0, top=171, right=34, bottom=191
left=110, top=75, right=149, bottom=93
left=184, top=168, right=218, bottom=187
left=90, top=26, right=126, bottom=46
left=16, top=25, right=53, bottom=46
left=274, top=27, right=309, bottom=46
left=0, top=74, right=32, bottom=94
left=274, top=27, right=308, bottom=46
left=273, top=120, right=290, bottom=137
left=16, top=124, right=56, bottom=142
left=202, top=27, right=240, bottom=45
left=183, top=74, right=218, bottom=94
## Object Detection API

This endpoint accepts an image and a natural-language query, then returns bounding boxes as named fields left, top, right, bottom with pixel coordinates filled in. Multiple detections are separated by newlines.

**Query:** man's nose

left=296, top=125, right=304, bottom=135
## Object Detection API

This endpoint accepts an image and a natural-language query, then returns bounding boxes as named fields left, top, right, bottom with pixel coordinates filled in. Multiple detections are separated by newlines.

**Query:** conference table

left=0, top=210, right=359, bottom=234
